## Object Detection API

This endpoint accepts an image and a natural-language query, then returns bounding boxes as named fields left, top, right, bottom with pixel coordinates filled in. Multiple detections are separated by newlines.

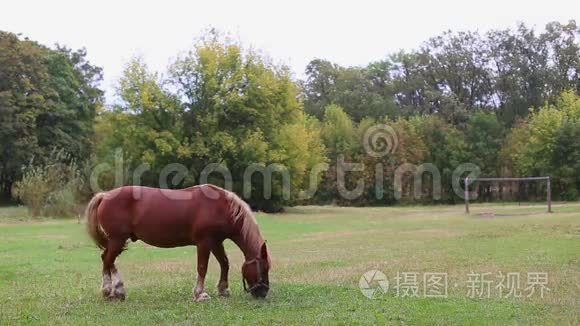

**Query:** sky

left=1, top=0, right=578, bottom=102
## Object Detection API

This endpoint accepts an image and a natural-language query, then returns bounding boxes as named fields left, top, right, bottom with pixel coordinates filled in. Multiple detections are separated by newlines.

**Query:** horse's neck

left=231, top=227, right=263, bottom=260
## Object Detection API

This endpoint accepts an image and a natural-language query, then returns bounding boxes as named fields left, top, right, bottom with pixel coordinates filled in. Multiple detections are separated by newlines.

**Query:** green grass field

left=0, top=203, right=579, bottom=325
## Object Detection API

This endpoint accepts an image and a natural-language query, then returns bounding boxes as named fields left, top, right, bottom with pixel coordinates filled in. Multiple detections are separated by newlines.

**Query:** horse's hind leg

left=100, top=249, right=113, bottom=298
left=102, top=238, right=127, bottom=300
left=212, top=243, right=230, bottom=297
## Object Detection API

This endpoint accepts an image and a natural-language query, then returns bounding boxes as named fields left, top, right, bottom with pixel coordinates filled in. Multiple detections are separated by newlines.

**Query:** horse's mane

left=225, top=190, right=258, bottom=235
left=198, top=184, right=264, bottom=257
left=224, top=188, right=266, bottom=259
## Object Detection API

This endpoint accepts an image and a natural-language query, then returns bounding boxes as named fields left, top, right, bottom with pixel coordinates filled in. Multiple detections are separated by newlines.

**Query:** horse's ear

left=260, top=241, right=268, bottom=259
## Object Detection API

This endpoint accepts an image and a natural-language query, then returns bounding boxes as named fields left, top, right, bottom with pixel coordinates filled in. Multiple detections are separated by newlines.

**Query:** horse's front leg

left=193, top=244, right=211, bottom=302
left=212, top=242, right=230, bottom=297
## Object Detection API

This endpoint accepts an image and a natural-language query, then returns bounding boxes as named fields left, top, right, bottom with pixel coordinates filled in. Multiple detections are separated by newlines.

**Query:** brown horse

left=84, top=184, right=270, bottom=301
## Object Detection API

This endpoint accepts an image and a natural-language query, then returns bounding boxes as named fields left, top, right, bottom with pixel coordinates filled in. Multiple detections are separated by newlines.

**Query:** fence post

left=547, top=176, right=552, bottom=213
left=465, top=177, right=469, bottom=214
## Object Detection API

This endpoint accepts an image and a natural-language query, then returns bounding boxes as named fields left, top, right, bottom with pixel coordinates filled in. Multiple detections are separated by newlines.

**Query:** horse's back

left=97, top=185, right=233, bottom=247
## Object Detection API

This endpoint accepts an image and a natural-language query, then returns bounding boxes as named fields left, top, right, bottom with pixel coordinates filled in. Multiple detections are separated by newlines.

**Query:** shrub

left=560, top=187, right=579, bottom=201
left=12, top=150, right=85, bottom=217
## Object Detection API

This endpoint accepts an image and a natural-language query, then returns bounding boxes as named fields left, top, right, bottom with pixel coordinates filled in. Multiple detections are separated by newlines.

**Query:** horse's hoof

left=101, top=286, right=112, bottom=298
left=218, top=288, right=231, bottom=297
left=104, top=293, right=126, bottom=301
left=113, top=289, right=126, bottom=301
left=103, top=288, right=126, bottom=301
left=195, top=292, right=211, bottom=302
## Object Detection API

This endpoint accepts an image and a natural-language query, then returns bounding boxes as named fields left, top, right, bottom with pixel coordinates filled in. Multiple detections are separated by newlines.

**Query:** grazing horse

left=84, top=184, right=270, bottom=301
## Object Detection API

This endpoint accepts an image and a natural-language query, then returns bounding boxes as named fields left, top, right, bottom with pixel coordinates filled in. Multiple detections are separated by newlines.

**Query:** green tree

left=465, top=112, right=504, bottom=177
left=552, top=120, right=580, bottom=199
left=303, top=59, right=398, bottom=122
left=0, top=31, right=102, bottom=201
left=415, top=116, right=468, bottom=202
left=97, top=32, right=326, bottom=212
left=321, top=104, right=358, bottom=159
left=503, top=90, right=580, bottom=198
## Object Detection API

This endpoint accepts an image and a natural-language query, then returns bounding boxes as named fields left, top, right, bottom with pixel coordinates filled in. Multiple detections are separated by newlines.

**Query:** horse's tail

left=85, top=192, right=108, bottom=250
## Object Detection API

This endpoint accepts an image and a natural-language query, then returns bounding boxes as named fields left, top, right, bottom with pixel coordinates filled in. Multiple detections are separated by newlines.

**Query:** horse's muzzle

left=243, top=277, right=269, bottom=298
left=250, top=284, right=269, bottom=298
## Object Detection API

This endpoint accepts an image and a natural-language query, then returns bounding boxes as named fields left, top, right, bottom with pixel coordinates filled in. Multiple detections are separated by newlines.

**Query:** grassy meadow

left=0, top=203, right=579, bottom=325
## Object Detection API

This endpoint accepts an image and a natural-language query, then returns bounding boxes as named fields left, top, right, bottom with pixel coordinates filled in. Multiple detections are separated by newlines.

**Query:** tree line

left=0, top=31, right=102, bottom=209
left=1, top=21, right=579, bottom=214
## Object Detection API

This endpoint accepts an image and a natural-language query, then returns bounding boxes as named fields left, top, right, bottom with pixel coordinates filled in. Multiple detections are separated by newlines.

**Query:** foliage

left=95, top=32, right=326, bottom=211
left=303, top=59, right=399, bottom=122
left=504, top=90, right=580, bottom=199
left=321, top=104, right=358, bottom=158
left=414, top=116, right=468, bottom=203
left=0, top=31, right=102, bottom=201
left=3, top=21, right=580, bottom=209
left=464, top=112, right=504, bottom=176
left=12, top=150, right=85, bottom=217
left=552, top=120, right=580, bottom=200
left=303, top=20, right=580, bottom=126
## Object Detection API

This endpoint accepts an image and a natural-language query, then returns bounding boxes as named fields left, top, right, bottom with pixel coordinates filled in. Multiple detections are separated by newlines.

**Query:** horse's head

left=242, top=241, right=270, bottom=298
